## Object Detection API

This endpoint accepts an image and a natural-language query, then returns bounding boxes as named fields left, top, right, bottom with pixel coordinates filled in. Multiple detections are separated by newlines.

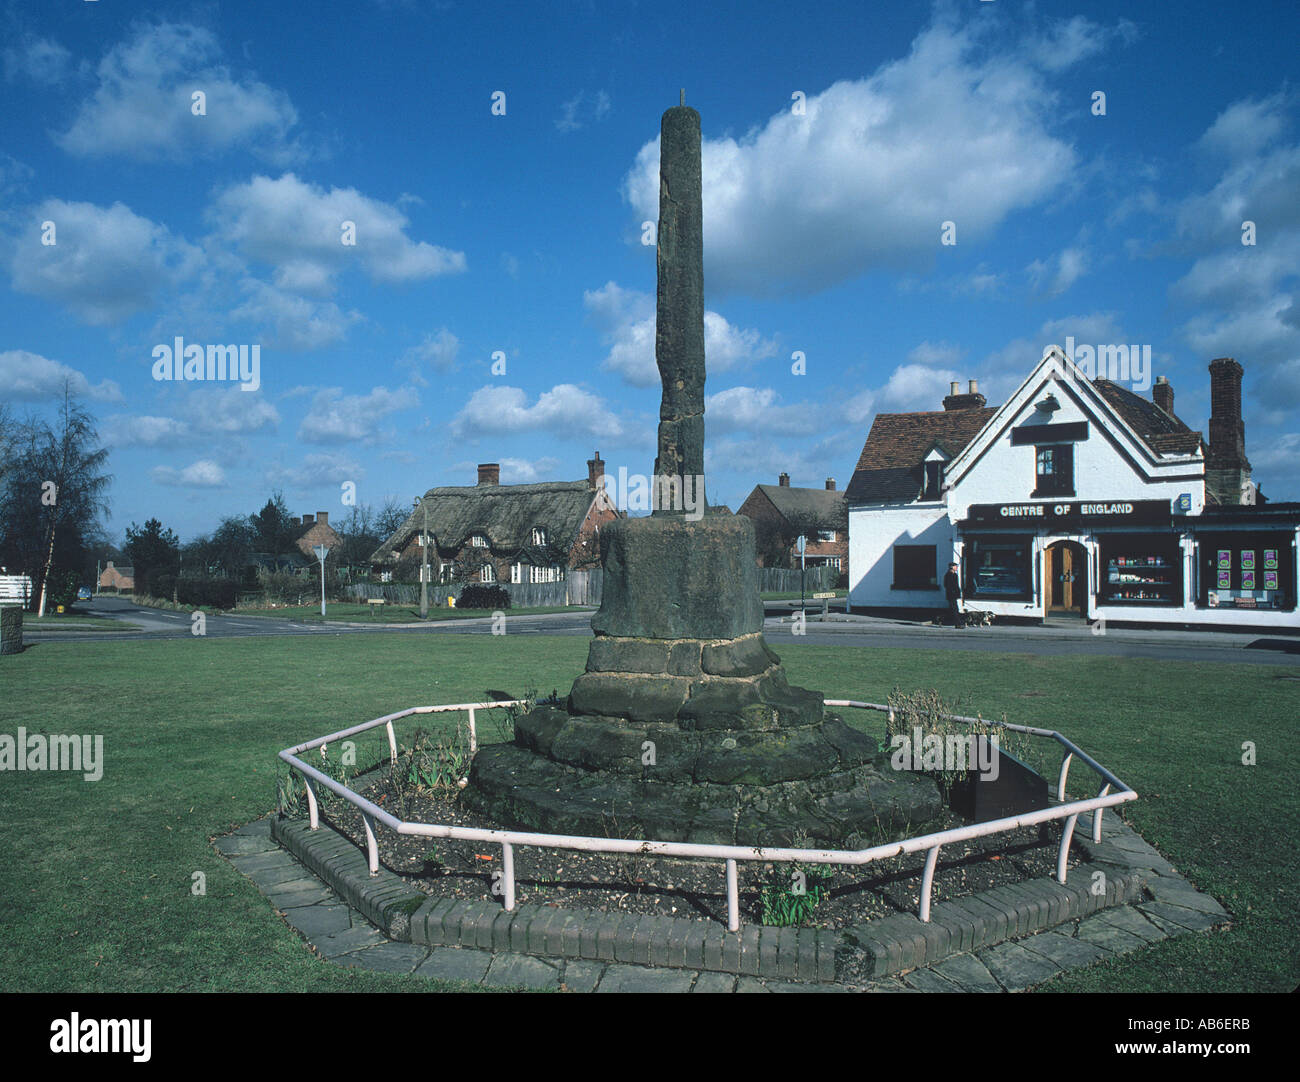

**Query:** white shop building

left=845, top=348, right=1300, bottom=630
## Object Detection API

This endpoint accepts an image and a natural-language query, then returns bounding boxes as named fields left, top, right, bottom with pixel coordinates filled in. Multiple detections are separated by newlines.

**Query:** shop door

left=1046, top=541, right=1087, bottom=615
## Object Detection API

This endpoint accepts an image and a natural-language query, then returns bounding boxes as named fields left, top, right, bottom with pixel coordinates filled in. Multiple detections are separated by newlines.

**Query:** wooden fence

left=347, top=569, right=602, bottom=609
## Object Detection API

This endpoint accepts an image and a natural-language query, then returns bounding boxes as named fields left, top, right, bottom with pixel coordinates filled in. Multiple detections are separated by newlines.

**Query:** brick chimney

left=301, top=513, right=314, bottom=526
left=943, top=378, right=987, bottom=411
left=778, top=472, right=790, bottom=487
left=1205, top=358, right=1252, bottom=505
left=587, top=451, right=604, bottom=490
left=477, top=463, right=500, bottom=486
left=316, top=511, right=328, bottom=527
left=1153, top=376, right=1175, bottom=417
left=825, top=478, right=836, bottom=491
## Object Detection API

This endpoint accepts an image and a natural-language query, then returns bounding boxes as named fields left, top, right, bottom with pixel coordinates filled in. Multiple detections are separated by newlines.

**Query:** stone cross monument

left=464, top=100, right=940, bottom=846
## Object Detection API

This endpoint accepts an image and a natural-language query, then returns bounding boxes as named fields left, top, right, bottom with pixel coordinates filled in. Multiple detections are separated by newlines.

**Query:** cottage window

left=511, top=563, right=523, bottom=584
left=532, top=527, right=547, bottom=547
left=480, top=563, right=496, bottom=583
left=1034, top=445, right=1074, bottom=497
left=893, top=545, right=938, bottom=590
left=471, top=534, right=489, bottom=548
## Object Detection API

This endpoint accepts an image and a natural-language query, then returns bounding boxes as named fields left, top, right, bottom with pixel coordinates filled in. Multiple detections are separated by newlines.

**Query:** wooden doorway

left=1046, top=541, right=1087, bottom=615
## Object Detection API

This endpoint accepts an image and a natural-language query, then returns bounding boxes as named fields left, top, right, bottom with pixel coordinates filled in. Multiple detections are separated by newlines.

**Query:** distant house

left=736, top=474, right=848, bottom=572
left=369, top=453, right=621, bottom=585
left=99, top=561, right=134, bottom=591
left=292, top=511, right=342, bottom=562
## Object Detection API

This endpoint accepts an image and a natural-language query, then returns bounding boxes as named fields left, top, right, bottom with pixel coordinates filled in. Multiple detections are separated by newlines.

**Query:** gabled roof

left=370, top=480, right=598, bottom=565
left=751, top=484, right=847, bottom=530
left=846, top=408, right=996, bottom=503
left=1093, top=380, right=1204, bottom=456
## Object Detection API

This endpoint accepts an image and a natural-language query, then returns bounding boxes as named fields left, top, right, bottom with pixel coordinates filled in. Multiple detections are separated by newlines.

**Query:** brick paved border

left=259, top=805, right=1227, bottom=988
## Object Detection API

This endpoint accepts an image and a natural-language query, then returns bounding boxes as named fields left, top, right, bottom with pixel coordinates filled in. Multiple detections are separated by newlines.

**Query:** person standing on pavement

left=944, top=560, right=965, bottom=628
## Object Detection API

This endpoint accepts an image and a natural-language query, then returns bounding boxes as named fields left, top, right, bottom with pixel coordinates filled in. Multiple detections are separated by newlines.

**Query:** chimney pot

left=587, top=451, right=604, bottom=490
left=778, top=472, right=790, bottom=487
left=478, top=463, right=500, bottom=486
left=826, top=478, right=836, bottom=491
left=950, top=381, right=960, bottom=395
left=968, top=379, right=978, bottom=394
left=316, top=511, right=328, bottom=527
left=301, top=513, right=314, bottom=526
left=1153, top=376, right=1175, bottom=417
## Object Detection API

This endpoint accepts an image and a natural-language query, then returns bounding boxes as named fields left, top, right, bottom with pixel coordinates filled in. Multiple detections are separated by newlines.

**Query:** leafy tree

left=124, top=518, right=180, bottom=587
left=0, top=385, right=112, bottom=613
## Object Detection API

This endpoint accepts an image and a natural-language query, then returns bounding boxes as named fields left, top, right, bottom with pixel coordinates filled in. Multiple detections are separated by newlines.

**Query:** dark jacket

left=944, top=569, right=961, bottom=601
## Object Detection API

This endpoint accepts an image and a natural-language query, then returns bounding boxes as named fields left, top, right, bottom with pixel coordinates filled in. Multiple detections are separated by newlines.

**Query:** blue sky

left=3, top=0, right=1298, bottom=542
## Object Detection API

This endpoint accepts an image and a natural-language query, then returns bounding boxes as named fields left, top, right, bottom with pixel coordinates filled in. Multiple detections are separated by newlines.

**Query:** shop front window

left=967, top=539, right=1032, bottom=600
left=1099, top=535, right=1182, bottom=605
left=1197, top=533, right=1294, bottom=611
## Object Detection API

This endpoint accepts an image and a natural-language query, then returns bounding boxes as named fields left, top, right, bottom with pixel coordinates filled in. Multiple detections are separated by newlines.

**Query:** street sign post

left=312, top=544, right=330, bottom=617
left=797, top=534, right=807, bottom=615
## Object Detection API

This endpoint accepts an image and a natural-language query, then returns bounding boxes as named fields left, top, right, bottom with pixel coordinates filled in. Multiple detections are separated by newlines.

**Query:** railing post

left=386, top=721, right=398, bottom=765
left=362, top=813, right=379, bottom=877
left=304, top=775, right=319, bottom=830
left=919, top=845, right=941, bottom=923
left=468, top=708, right=478, bottom=756
left=1056, top=813, right=1079, bottom=884
left=725, top=859, right=739, bottom=932
left=502, top=842, right=515, bottom=911
left=1057, top=752, right=1074, bottom=801
left=1092, top=783, right=1111, bottom=842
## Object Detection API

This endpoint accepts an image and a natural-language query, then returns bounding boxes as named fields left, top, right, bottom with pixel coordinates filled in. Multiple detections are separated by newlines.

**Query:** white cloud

left=0, top=350, right=123, bottom=403
left=497, top=457, right=563, bottom=483
left=298, top=386, right=412, bottom=443
left=210, top=173, right=466, bottom=295
left=1198, top=94, right=1291, bottom=159
left=56, top=22, right=301, bottom=162
left=180, top=385, right=280, bottom=435
left=265, top=452, right=362, bottom=487
left=451, top=384, right=623, bottom=440
left=557, top=89, right=612, bottom=132
left=704, top=386, right=822, bottom=437
left=231, top=279, right=361, bottom=351
left=4, top=36, right=73, bottom=85
left=622, top=18, right=1088, bottom=295
left=104, top=415, right=190, bottom=447
left=9, top=200, right=201, bottom=325
left=583, top=281, right=777, bottom=387
left=401, top=328, right=459, bottom=382
left=1027, top=245, right=1089, bottom=297
left=152, top=459, right=227, bottom=488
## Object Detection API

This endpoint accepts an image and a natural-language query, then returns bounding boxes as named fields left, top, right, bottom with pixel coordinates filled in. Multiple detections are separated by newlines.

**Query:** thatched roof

left=370, top=480, right=598, bottom=565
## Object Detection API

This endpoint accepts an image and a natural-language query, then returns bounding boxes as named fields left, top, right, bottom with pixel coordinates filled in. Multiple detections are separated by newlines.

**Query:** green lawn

left=227, top=601, right=584, bottom=623
left=0, top=634, right=1295, bottom=992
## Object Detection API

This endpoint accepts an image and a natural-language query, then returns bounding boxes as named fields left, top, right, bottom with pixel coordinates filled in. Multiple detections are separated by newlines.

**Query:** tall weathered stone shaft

left=653, top=105, right=706, bottom=508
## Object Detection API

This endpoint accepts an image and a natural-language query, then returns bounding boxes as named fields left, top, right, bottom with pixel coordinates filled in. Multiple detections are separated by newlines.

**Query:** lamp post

left=312, top=544, right=330, bottom=617
left=797, top=533, right=807, bottom=616
left=414, top=496, right=428, bottom=620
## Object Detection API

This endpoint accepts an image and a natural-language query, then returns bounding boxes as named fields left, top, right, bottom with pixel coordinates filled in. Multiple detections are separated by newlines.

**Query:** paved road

left=21, top=596, right=1300, bottom=667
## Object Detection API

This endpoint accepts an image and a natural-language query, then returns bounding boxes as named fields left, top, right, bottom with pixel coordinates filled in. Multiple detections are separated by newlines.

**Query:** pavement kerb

left=242, top=810, right=1229, bottom=990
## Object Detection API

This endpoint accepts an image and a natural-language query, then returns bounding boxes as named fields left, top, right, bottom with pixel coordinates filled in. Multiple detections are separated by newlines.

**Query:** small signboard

left=1217, top=550, right=1231, bottom=570
left=1177, top=493, right=1192, bottom=512
left=1217, top=570, right=1231, bottom=590
left=1241, top=570, right=1256, bottom=591
left=1241, top=550, right=1255, bottom=571
left=1264, top=549, right=1278, bottom=570
left=1264, top=570, right=1279, bottom=591
left=312, top=544, right=330, bottom=562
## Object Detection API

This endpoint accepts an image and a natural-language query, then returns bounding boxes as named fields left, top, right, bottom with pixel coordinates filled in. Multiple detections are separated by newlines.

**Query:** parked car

left=76, top=586, right=93, bottom=601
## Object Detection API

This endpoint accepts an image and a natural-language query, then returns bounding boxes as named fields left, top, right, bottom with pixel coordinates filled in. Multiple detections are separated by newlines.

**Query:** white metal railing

left=278, top=699, right=1137, bottom=932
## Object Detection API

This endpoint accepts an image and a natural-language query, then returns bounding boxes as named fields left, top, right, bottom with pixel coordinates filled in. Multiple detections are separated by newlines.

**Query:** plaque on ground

left=464, top=99, right=942, bottom=846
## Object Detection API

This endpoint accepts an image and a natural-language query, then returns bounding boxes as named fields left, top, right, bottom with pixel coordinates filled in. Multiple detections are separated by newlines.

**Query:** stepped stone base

left=464, top=516, right=944, bottom=847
